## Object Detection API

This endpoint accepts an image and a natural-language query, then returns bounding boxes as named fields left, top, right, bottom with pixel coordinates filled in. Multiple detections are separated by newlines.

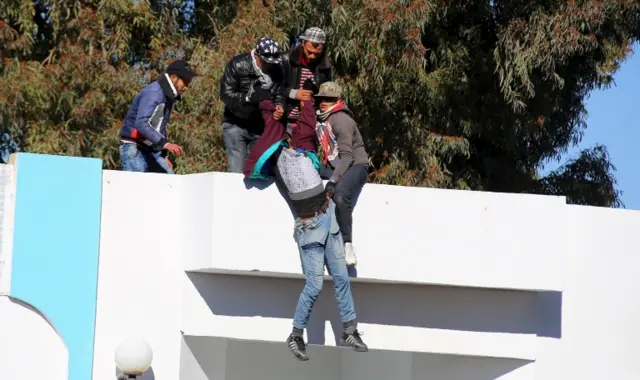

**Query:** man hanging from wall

left=244, top=79, right=368, bottom=361
left=315, top=82, right=370, bottom=266
left=119, top=60, right=198, bottom=173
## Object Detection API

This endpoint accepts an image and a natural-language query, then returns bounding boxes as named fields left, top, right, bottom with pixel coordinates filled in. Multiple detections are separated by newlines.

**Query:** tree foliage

left=1, top=0, right=638, bottom=207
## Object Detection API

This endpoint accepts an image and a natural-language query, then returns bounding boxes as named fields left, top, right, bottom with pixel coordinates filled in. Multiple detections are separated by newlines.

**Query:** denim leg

left=151, top=152, right=175, bottom=174
left=292, top=212, right=330, bottom=330
left=323, top=201, right=356, bottom=323
left=334, top=164, right=369, bottom=243
left=119, top=143, right=149, bottom=172
left=222, top=122, right=250, bottom=173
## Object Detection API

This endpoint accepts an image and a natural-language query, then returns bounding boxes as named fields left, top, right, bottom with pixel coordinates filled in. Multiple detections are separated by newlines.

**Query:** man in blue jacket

left=119, top=60, right=198, bottom=173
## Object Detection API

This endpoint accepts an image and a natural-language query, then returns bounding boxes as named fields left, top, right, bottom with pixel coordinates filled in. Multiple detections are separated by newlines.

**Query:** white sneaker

left=345, top=243, right=358, bottom=266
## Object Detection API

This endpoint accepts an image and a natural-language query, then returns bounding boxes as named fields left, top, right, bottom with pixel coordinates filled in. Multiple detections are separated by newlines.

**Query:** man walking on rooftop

left=119, top=60, right=198, bottom=173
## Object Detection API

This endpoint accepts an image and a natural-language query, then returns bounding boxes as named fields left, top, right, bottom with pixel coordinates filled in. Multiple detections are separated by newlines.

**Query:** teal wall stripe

left=9, top=153, right=103, bottom=380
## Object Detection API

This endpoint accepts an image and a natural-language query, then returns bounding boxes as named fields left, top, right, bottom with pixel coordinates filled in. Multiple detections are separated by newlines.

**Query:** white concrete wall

left=534, top=205, right=640, bottom=380
left=92, top=170, right=184, bottom=380
left=3, top=166, right=639, bottom=380
left=89, top=170, right=640, bottom=380
left=178, top=173, right=563, bottom=362
left=183, top=173, right=567, bottom=292
left=0, top=296, right=68, bottom=380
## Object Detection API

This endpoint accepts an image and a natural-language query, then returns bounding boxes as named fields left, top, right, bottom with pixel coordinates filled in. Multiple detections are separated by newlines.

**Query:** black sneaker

left=340, top=330, right=368, bottom=352
left=286, top=334, right=309, bottom=361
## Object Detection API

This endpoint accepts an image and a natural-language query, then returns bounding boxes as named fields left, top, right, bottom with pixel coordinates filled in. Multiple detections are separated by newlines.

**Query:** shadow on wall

left=116, top=366, right=155, bottom=380
left=536, top=290, right=563, bottom=339
left=187, top=273, right=562, bottom=347
left=182, top=335, right=532, bottom=380
left=7, top=296, right=65, bottom=339
left=243, top=177, right=274, bottom=191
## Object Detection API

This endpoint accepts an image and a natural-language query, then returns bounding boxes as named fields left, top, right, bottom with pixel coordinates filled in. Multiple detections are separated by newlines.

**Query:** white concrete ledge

left=181, top=335, right=535, bottom=380
left=182, top=272, right=541, bottom=361
left=181, top=172, right=568, bottom=292
left=181, top=330, right=537, bottom=361
left=188, top=267, right=555, bottom=292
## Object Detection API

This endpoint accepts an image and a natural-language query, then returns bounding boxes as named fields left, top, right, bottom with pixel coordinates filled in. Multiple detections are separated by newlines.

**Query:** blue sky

left=544, top=43, right=639, bottom=210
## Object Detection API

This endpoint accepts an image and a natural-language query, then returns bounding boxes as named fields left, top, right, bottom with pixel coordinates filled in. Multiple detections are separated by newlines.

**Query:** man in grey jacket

left=314, top=82, right=369, bottom=266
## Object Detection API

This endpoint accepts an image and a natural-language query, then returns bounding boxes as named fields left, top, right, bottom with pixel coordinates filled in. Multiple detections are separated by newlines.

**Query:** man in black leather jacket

left=219, top=37, right=286, bottom=173
left=280, top=27, right=333, bottom=134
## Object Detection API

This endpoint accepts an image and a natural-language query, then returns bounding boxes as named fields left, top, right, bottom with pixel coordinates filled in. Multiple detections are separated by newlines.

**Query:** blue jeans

left=292, top=201, right=356, bottom=329
left=119, top=143, right=174, bottom=174
left=222, top=122, right=260, bottom=173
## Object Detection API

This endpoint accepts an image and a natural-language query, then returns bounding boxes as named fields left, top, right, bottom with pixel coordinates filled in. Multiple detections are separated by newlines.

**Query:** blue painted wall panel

left=10, top=153, right=103, bottom=380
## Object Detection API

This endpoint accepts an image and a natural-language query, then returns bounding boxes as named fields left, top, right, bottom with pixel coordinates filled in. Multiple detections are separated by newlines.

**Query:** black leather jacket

left=219, top=52, right=285, bottom=129
left=280, top=45, right=333, bottom=119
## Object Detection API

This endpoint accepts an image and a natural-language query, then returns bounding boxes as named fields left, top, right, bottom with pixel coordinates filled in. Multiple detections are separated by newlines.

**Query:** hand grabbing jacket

left=219, top=52, right=284, bottom=124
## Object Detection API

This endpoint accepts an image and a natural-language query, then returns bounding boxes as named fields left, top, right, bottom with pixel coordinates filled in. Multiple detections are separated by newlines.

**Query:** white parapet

left=176, top=171, right=569, bottom=362
left=95, top=169, right=566, bottom=373
left=1, top=160, right=635, bottom=380
left=181, top=172, right=567, bottom=292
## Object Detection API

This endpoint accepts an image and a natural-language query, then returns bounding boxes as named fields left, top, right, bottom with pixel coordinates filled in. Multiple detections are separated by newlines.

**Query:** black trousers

left=322, top=164, right=369, bottom=243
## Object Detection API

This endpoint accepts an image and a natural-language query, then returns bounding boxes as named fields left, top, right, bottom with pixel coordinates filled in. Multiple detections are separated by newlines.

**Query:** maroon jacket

left=243, top=100, right=288, bottom=178
left=291, top=99, right=317, bottom=151
left=243, top=98, right=318, bottom=179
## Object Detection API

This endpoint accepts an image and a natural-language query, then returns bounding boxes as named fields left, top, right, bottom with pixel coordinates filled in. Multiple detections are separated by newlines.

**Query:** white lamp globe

left=115, top=337, right=153, bottom=376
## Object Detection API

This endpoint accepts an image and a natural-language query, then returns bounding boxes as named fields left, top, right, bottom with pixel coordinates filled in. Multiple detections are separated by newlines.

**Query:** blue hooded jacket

left=120, top=74, right=179, bottom=151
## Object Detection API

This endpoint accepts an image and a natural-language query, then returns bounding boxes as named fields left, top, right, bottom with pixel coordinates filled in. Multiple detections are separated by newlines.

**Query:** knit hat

left=299, top=27, right=327, bottom=44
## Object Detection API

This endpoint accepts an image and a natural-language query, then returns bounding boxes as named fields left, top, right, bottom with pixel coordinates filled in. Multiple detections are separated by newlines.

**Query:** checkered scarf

left=315, top=100, right=346, bottom=165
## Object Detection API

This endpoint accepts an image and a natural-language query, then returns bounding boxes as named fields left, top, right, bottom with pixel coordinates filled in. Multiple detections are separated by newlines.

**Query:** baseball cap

left=299, top=27, right=327, bottom=44
left=166, top=60, right=198, bottom=79
left=315, top=81, right=342, bottom=98
left=255, top=37, right=283, bottom=64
